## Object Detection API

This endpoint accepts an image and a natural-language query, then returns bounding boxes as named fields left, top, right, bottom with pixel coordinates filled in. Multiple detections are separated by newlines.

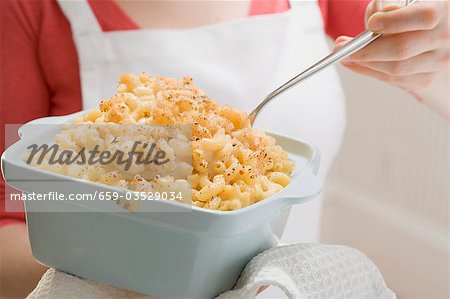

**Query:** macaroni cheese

left=31, top=74, right=294, bottom=211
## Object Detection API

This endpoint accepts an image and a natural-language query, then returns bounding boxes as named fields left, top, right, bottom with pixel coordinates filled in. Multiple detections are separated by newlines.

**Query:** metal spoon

left=249, top=0, right=417, bottom=124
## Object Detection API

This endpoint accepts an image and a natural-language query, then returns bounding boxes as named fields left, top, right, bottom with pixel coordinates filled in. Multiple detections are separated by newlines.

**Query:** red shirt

left=0, top=0, right=368, bottom=225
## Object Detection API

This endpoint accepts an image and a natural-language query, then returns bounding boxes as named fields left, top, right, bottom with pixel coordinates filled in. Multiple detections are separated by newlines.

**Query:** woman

left=1, top=0, right=448, bottom=297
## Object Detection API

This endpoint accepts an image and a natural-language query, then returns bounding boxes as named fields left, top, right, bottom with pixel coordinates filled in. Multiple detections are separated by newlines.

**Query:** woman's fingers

left=336, top=0, right=449, bottom=108
left=342, top=61, right=440, bottom=91
left=335, top=36, right=351, bottom=44
left=356, top=49, right=450, bottom=75
left=345, top=28, right=445, bottom=62
left=333, top=36, right=352, bottom=51
left=367, top=0, right=446, bottom=34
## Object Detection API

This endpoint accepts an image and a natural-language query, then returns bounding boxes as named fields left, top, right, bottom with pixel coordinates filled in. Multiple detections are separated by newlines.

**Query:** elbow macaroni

left=36, top=73, right=294, bottom=211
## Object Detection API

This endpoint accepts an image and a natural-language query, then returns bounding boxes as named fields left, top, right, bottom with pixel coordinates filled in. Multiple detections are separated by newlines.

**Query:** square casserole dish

left=2, top=111, right=322, bottom=299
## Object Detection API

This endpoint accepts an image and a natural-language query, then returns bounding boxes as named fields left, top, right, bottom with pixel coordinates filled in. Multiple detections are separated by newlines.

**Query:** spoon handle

left=249, top=30, right=380, bottom=123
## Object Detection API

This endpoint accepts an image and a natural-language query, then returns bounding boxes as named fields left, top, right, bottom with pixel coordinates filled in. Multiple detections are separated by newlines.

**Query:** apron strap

left=272, top=0, right=326, bottom=87
left=288, top=0, right=323, bottom=31
left=57, top=0, right=102, bottom=35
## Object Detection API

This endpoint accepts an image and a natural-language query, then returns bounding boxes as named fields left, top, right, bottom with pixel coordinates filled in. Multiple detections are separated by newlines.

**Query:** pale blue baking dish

left=2, top=111, right=322, bottom=299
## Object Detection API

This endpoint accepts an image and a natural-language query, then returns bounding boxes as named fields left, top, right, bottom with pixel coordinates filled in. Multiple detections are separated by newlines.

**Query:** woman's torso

left=57, top=0, right=346, bottom=243
left=2, top=0, right=351, bottom=242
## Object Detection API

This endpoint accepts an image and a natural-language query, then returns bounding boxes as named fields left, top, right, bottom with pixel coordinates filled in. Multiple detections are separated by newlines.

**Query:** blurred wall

left=321, top=64, right=449, bottom=298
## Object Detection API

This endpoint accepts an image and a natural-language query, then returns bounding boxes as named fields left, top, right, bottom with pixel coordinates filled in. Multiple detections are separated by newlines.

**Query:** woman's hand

left=334, top=0, right=449, bottom=120
left=0, top=224, right=48, bottom=297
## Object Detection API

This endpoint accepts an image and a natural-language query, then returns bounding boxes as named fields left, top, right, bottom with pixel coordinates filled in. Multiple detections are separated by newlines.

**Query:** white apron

left=57, top=0, right=346, bottom=243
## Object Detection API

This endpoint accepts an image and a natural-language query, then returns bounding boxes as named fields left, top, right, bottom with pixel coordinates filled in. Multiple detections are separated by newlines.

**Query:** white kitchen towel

left=27, top=244, right=395, bottom=299
left=217, top=244, right=395, bottom=299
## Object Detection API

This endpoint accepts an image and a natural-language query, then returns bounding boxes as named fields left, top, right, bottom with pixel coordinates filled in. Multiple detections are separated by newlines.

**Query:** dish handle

left=17, top=111, right=86, bottom=139
left=280, top=147, right=322, bottom=206
left=18, top=115, right=74, bottom=139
